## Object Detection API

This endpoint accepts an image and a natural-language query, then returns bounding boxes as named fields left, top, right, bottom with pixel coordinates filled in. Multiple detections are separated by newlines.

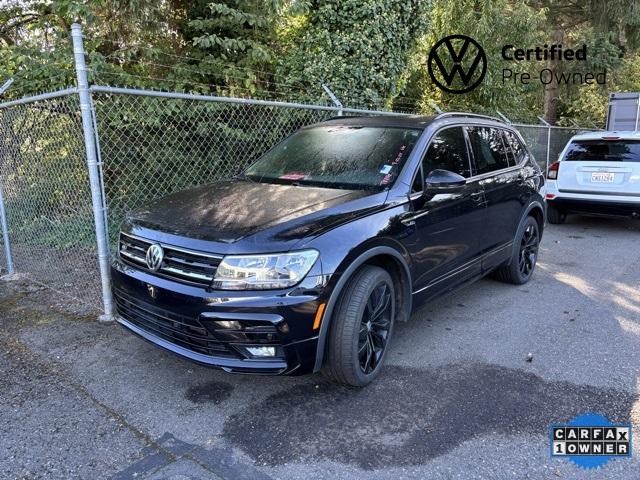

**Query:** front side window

left=245, top=126, right=422, bottom=190
left=467, top=126, right=511, bottom=174
left=411, top=165, right=423, bottom=194
left=422, top=127, right=472, bottom=178
left=564, top=140, right=640, bottom=162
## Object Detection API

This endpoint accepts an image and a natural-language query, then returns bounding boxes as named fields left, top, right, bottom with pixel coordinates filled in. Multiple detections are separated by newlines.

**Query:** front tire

left=322, top=265, right=395, bottom=387
left=493, top=216, right=540, bottom=285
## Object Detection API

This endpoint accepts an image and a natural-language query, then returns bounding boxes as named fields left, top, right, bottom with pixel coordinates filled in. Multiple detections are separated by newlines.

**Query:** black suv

left=112, top=113, right=545, bottom=386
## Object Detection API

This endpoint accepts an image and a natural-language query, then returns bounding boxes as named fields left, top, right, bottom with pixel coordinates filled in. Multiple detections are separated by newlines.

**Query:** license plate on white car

left=590, top=172, right=614, bottom=183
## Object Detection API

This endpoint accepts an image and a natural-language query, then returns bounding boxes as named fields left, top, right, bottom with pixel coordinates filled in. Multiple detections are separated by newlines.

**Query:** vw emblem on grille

left=145, top=243, right=164, bottom=271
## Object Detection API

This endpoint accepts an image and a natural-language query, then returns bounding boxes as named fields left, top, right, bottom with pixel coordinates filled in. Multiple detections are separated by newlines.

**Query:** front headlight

left=212, top=250, right=319, bottom=290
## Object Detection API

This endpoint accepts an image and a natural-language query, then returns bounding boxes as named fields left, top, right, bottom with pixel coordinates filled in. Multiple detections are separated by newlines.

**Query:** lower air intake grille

left=114, top=288, right=237, bottom=358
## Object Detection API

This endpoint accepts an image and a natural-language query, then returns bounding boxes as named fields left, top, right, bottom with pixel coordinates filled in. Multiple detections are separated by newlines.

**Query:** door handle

left=470, top=191, right=484, bottom=203
left=401, top=217, right=416, bottom=226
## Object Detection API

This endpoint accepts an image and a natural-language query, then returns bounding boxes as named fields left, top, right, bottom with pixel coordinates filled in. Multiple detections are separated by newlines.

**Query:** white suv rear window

left=565, top=140, right=640, bottom=162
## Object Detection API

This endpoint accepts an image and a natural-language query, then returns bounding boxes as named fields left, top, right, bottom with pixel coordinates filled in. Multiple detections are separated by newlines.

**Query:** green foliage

left=0, top=0, right=188, bottom=98
left=553, top=29, right=622, bottom=126
left=3, top=0, right=640, bottom=122
left=276, top=0, right=429, bottom=109
left=521, top=0, right=640, bottom=123
left=190, top=5, right=270, bottom=58
left=176, top=1, right=283, bottom=97
left=0, top=97, right=97, bottom=249
left=413, top=0, right=546, bottom=121
left=409, top=0, right=640, bottom=124
left=560, top=53, right=640, bottom=127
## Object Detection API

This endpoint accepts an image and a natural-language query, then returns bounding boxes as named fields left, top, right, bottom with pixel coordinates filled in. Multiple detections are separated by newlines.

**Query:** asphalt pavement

left=1, top=215, right=639, bottom=479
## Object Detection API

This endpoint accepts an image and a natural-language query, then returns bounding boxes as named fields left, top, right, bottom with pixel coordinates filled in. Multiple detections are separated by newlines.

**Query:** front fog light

left=245, top=346, right=276, bottom=357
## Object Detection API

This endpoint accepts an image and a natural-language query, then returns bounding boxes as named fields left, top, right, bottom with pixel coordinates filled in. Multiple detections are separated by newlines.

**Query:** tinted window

left=467, top=127, right=511, bottom=174
left=503, top=130, right=526, bottom=163
left=422, top=127, right=471, bottom=178
left=245, top=126, right=422, bottom=190
left=564, top=140, right=640, bottom=162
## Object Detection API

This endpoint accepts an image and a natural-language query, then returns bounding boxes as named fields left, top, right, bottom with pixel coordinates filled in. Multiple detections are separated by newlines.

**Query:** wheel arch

left=313, top=246, right=412, bottom=373
left=526, top=201, right=545, bottom=237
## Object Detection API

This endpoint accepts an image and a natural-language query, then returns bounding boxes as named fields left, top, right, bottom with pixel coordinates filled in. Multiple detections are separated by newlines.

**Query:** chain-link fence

left=0, top=91, right=101, bottom=306
left=515, top=124, right=589, bottom=172
left=0, top=24, right=599, bottom=318
left=92, top=89, right=340, bottom=247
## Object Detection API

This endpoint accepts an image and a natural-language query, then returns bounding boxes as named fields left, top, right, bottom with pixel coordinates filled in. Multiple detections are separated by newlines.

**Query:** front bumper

left=111, top=259, right=332, bottom=375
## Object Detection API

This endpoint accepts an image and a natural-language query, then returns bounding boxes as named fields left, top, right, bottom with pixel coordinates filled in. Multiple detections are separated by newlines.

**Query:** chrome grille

left=118, top=232, right=222, bottom=286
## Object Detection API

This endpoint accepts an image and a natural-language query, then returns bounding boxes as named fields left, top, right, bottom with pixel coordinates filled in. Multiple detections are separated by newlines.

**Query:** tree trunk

left=543, top=28, right=564, bottom=124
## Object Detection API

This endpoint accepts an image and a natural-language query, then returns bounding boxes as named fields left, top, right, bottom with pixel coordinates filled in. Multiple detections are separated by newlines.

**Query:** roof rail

left=435, top=112, right=504, bottom=123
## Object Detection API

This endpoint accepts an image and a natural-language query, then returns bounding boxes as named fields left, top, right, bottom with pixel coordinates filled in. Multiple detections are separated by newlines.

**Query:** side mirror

left=424, top=169, right=466, bottom=194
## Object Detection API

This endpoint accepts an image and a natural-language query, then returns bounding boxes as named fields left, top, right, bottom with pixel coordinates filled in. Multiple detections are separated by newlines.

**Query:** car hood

left=126, top=179, right=380, bottom=244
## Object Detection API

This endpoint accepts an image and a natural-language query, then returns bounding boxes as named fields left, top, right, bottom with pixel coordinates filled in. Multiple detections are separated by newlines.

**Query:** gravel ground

left=0, top=242, right=102, bottom=317
left=1, top=215, right=639, bottom=479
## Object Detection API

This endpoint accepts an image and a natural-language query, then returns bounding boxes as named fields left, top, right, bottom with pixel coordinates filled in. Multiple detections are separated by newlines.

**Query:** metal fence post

left=546, top=126, right=552, bottom=172
left=0, top=179, right=14, bottom=275
left=429, top=101, right=444, bottom=114
left=0, top=79, right=13, bottom=96
left=71, top=23, right=114, bottom=322
left=322, top=84, right=343, bottom=116
left=538, top=116, right=552, bottom=172
left=496, top=110, right=511, bottom=124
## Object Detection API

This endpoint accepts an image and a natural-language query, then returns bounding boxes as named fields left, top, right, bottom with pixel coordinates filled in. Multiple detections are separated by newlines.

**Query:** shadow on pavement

left=223, top=363, right=635, bottom=469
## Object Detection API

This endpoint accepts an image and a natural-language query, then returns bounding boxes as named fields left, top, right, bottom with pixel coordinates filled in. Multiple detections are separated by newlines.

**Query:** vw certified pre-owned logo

left=145, top=243, right=164, bottom=271
left=428, top=34, right=487, bottom=94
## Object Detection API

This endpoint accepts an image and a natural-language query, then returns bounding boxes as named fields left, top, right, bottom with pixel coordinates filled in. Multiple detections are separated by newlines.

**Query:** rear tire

left=493, top=216, right=540, bottom=285
left=322, top=265, right=395, bottom=387
left=547, top=203, right=566, bottom=224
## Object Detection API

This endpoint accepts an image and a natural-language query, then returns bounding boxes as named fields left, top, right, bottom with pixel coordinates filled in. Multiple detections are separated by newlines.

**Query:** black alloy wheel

left=518, top=222, right=539, bottom=278
left=493, top=215, right=540, bottom=285
left=323, top=265, right=396, bottom=386
left=358, top=282, right=393, bottom=374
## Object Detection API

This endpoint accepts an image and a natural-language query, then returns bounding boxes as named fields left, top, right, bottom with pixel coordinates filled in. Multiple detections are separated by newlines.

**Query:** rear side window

left=503, top=130, right=526, bottom=163
left=422, top=127, right=472, bottom=178
left=564, top=140, right=640, bottom=162
left=467, top=127, right=511, bottom=174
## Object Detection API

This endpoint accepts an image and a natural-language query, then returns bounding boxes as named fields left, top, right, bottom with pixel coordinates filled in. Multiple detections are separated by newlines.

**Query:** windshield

left=564, top=140, right=640, bottom=162
left=244, top=126, right=422, bottom=190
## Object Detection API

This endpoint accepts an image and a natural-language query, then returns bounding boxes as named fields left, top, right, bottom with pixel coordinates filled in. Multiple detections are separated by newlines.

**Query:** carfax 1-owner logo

left=550, top=413, right=632, bottom=469
left=428, top=35, right=606, bottom=93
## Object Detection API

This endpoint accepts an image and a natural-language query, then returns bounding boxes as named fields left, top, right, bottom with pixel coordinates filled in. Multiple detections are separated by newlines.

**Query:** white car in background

left=545, top=131, right=640, bottom=223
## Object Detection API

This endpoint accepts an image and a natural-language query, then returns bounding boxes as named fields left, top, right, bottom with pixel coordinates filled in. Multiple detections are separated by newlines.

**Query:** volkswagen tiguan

left=112, top=113, right=545, bottom=386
